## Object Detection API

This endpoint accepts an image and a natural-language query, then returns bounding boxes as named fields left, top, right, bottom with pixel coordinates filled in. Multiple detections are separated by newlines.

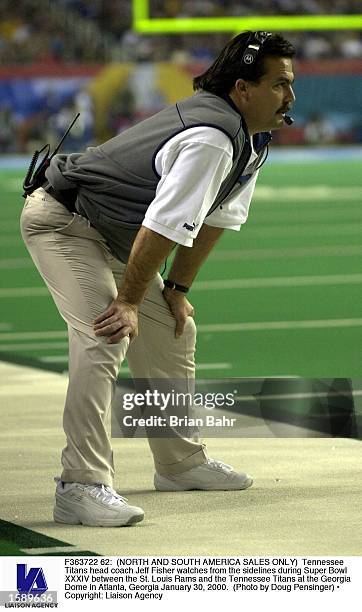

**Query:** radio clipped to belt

left=22, top=113, right=80, bottom=198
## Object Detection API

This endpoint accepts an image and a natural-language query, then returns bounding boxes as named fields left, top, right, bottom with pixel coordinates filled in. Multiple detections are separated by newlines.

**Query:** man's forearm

left=168, top=224, right=224, bottom=287
left=117, top=224, right=223, bottom=306
left=117, top=227, right=175, bottom=305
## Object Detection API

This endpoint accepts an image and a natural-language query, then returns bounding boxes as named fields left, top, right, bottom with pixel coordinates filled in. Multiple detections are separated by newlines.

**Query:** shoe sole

left=154, top=474, right=254, bottom=492
left=54, top=500, right=144, bottom=527
left=54, top=509, right=144, bottom=527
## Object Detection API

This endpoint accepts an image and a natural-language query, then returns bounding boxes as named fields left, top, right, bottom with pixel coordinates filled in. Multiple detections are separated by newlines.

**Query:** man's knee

left=68, top=328, right=129, bottom=380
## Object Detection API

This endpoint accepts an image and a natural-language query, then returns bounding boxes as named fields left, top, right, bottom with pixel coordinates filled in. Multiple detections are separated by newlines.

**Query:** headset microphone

left=283, top=114, right=294, bottom=126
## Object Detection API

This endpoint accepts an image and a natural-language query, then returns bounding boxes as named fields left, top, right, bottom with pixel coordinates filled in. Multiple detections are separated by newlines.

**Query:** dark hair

left=193, top=31, right=295, bottom=95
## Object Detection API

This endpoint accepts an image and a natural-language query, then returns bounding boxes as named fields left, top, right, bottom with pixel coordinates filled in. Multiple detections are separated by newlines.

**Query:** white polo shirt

left=142, top=126, right=259, bottom=247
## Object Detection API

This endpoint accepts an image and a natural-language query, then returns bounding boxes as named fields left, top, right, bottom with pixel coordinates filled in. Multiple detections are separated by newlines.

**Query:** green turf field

left=1, top=158, right=362, bottom=377
left=0, top=519, right=96, bottom=555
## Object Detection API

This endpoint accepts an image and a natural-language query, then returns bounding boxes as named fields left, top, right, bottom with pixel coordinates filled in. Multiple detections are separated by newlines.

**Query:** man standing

left=20, top=31, right=295, bottom=527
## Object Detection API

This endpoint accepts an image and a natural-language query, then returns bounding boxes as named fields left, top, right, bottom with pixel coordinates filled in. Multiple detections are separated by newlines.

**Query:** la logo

left=17, top=564, right=48, bottom=594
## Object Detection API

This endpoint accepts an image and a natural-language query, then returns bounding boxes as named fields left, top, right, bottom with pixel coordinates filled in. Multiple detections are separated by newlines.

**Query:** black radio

left=22, top=113, right=80, bottom=198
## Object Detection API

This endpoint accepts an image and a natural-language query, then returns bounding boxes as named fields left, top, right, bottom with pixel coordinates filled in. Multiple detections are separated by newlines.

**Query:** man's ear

left=234, top=78, right=249, bottom=102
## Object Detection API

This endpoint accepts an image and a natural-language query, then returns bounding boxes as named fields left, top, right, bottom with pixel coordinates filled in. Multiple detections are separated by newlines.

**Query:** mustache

left=279, top=105, right=293, bottom=113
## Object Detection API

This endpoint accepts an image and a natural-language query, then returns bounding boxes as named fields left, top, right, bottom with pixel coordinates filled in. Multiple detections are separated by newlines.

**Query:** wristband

left=164, top=279, right=189, bottom=294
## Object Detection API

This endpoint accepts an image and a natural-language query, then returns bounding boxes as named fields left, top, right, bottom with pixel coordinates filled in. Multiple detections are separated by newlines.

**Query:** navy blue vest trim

left=205, top=137, right=252, bottom=217
left=253, top=131, right=272, bottom=153
left=222, top=94, right=241, bottom=116
left=175, top=102, right=186, bottom=127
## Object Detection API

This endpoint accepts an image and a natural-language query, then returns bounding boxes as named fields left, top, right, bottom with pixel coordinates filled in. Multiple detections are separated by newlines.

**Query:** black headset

left=241, top=31, right=273, bottom=66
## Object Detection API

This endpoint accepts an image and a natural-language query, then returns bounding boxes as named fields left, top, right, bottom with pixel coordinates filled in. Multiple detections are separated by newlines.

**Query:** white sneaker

left=154, top=458, right=253, bottom=492
left=53, top=478, right=144, bottom=527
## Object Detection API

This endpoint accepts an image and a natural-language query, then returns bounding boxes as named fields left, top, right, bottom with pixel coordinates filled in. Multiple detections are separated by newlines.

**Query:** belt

left=46, top=184, right=78, bottom=213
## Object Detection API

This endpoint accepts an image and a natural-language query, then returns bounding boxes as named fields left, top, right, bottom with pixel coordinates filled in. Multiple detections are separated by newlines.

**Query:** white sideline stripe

left=21, top=546, right=82, bottom=555
left=235, top=390, right=362, bottom=403
left=0, top=331, right=68, bottom=341
left=254, top=185, right=362, bottom=200
left=0, top=319, right=362, bottom=350
left=3, top=182, right=362, bottom=198
left=0, top=342, right=68, bottom=351
left=39, top=355, right=231, bottom=370
left=211, top=245, right=362, bottom=261
left=0, top=287, right=48, bottom=297
left=193, top=273, right=362, bottom=290
left=0, top=183, right=332, bottom=201
left=0, top=258, right=33, bottom=269
left=250, top=212, right=362, bottom=225
left=2, top=272, right=362, bottom=298
left=1, top=222, right=361, bottom=246
left=197, top=318, right=362, bottom=332
left=196, top=362, right=231, bottom=370
left=6, top=212, right=362, bottom=235
left=0, top=246, right=360, bottom=269
left=1, top=318, right=362, bottom=346
left=239, top=224, right=361, bottom=237
left=40, top=355, right=68, bottom=363
left=196, top=376, right=299, bottom=385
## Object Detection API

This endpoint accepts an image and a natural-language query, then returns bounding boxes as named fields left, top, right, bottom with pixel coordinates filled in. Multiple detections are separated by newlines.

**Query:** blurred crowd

left=0, top=0, right=106, bottom=64
left=0, top=0, right=361, bottom=152
left=0, top=0, right=361, bottom=63
left=150, top=0, right=360, bottom=17
left=0, top=88, right=94, bottom=154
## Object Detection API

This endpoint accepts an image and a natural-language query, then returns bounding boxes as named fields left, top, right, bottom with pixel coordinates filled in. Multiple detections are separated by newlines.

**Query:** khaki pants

left=20, top=188, right=207, bottom=487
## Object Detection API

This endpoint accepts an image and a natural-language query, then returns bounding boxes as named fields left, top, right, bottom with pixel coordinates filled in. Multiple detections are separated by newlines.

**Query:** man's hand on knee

left=163, top=288, right=195, bottom=338
left=93, top=299, right=138, bottom=344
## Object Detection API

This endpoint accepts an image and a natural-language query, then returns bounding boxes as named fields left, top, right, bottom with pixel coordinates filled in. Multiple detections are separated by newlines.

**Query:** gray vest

left=46, top=91, right=270, bottom=261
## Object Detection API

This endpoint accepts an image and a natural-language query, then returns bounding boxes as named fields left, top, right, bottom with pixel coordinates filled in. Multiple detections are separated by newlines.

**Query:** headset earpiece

left=241, top=31, right=272, bottom=66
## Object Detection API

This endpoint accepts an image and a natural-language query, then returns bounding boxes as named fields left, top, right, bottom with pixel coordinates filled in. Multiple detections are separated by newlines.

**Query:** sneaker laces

left=54, top=478, right=129, bottom=506
left=207, top=458, right=233, bottom=473
left=86, top=484, right=128, bottom=506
